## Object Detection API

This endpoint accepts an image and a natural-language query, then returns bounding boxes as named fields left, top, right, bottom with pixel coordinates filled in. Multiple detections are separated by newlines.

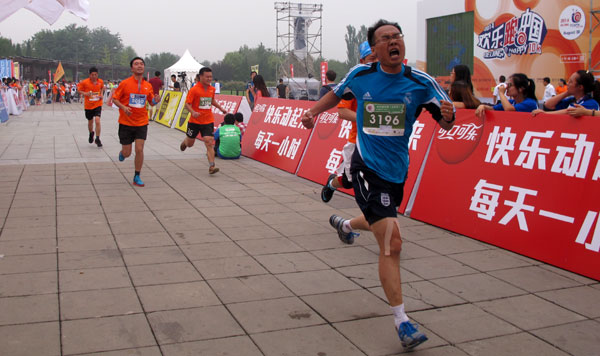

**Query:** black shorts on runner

left=351, top=150, right=405, bottom=225
left=85, top=107, right=102, bottom=120
left=119, top=124, right=148, bottom=145
left=186, top=122, right=214, bottom=139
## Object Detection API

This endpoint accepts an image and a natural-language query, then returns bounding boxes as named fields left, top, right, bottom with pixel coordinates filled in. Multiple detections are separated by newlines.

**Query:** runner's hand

left=302, top=110, right=315, bottom=129
left=440, top=100, right=454, bottom=121
left=191, top=111, right=200, bottom=118
left=123, top=107, right=132, bottom=116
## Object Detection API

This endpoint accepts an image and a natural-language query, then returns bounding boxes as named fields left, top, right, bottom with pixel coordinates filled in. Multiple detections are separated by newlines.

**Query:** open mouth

left=389, top=48, right=400, bottom=58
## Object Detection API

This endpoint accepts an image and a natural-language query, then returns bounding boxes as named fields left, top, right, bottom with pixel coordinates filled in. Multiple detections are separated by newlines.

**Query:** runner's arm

left=211, top=97, right=227, bottom=114
left=302, top=91, right=342, bottom=129
left=338, top=107, right=356, bottom=122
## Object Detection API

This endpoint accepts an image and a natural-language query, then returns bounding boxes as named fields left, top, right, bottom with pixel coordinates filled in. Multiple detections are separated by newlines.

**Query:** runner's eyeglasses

left=376, top=33, right=404, bottom=44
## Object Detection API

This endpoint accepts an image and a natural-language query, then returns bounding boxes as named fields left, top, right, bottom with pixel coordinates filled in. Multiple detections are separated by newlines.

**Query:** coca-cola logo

left=436, top=112, right=484, bottom=164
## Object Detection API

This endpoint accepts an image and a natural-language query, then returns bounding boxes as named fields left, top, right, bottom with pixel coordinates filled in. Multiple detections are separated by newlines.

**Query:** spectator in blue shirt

left=475, top=73, right=538, bottom=118
left=532, top=70, right=600, bottom=118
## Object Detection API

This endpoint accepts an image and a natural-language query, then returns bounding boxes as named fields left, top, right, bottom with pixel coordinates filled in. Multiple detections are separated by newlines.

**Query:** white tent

left=164, top=49, right=203, bottom=92
left=0, top=0, right=89, bottom=24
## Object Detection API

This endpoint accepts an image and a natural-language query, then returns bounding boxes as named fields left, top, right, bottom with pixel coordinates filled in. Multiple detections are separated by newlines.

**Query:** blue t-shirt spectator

left=493, top=98, right=538, bottom=113
left=553, top=95, right=600, bottom=111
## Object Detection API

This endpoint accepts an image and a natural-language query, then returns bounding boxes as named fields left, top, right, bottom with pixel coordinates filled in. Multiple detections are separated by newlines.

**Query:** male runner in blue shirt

left=302, top=19, right=455, bottom=350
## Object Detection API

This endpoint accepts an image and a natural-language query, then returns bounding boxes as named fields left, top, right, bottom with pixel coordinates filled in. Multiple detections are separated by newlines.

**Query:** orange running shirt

left=78, top=78, right=104, bottom=110
left=113, top=76, right=155, bottom=127
left=337, top=98, right=358, bottom=144
left=185, top=83, right=216, bottom=125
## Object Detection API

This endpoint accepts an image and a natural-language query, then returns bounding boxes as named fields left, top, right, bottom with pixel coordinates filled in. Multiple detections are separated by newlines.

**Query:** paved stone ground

left=0, top=103, right=599, bottom=356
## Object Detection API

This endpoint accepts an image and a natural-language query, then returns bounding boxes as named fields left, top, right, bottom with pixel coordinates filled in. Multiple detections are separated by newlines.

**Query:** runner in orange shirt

left=59, top=83, right=66, bottom=103
left=180, top=67, right=227, bottom=174
left=112, top=57, right=161, bottom=187
left=78, top=67, right=105, bottom=147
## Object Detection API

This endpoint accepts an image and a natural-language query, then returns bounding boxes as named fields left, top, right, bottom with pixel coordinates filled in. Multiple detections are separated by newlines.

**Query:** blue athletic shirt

left=333, top=62, right=451, bottom=183
left=553, top=95, right=600, bottom=111
left=492, top=98, right=538, bottom=112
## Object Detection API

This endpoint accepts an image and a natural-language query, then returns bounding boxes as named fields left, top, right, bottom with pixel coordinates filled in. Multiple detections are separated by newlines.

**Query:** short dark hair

left=499, top=75, right=506, bottom=82
left=559, top=78, right=566, bottom=85
left=234, top=112, right=244, bottom=123
left=224, top=113, right=235, bottom=125
left=326, top=70, right=336, bottom=82
left=279, top=78, right=283, bottom=83
left=543, top=77, right=551, bottom=84
left=250, top=71, right=257, bottom=75
left=154, top=71, right=160, bottom=76
left=129, top=57, right=145, bottom=67
left=367, top=19, right=402, bottom=46
left=171, top=74, right=176, bottom=79
left=89, top=67, right=98, bottom=74
left=200, top=67, right=212, bottom=76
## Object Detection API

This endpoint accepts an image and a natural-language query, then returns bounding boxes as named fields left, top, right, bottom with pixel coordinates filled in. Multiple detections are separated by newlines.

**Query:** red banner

left=320, top=62, right=328, bottom=86
left=290, top=64, right=294, bottom=78
left=211, top=94, right=243, bottom=125
left=241, top=97, right=313, bottom=173
left=410, top=110, right=600, bottom=280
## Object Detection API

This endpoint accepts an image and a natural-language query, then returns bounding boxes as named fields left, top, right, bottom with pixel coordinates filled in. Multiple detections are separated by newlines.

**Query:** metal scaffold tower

left=274, top=2, right=323, bottom=79
left=590, top=0, right=600, bottom=75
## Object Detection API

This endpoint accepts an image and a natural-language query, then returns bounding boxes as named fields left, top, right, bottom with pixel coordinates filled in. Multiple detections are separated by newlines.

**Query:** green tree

left=144, top=52, right=178, bottom=73
left=344, top=24, right=368, bottom=66
left=0, top=36, right=15, bottom=56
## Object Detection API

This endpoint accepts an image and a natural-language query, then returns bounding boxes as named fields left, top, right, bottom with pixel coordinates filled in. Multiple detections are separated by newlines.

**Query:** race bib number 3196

left=363, top=102, right=406, bottom=136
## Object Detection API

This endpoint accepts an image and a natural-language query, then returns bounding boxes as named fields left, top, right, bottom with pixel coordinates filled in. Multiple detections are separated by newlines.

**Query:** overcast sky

left=0, top=0, right=420, bottom=63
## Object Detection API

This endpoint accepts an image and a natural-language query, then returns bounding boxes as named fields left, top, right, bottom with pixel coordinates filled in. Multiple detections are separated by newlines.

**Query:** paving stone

left=251, top=324, right=364, bottom=356
left=276, top=269, right=360, bottom=296
left=148, top=306, right=243, bottom=344
left=228, top=296, right=325, bottom=333
left=255, top=251, right=330, bottom=274
left=192, top=255, right=267, bottom=279
left=0, top=294, right=59, bottom=325
left=219, top=225, right=281, bottom=241
left=270, top=221, right=332, bottom=237
left=61, top=346, right=162, bottom=356
left=3, top=215, right=55, bottom=229
left=160, top=336, right=263, bottom=356
left=180, top=241, right=247, bottom=260
left=58, top=235, right=118, bottom=252
left=121, top=246, right=188, bottom=266
left=311, top=246, right=378, bottom=268
left=432, top=273, right=527, bottom=302
left=411, top=304, right=520, bottom=344
left=334, top=316, right=446, bottom=355
left=57, top=222, right=112, bottom=237
left=288, top=232, right=353, bottom=250
left=208, top=215, right=265, bottom=228
left=61, top=314, right=156, bottom=355
left=302, top=289, right=391, bottom=323
left=476, top=294, right=586, bottom=330
left=114, top=231, right=175, bottom=249
left=137, top=281, right=221, bottom=312
left=0, top=271, right=57, bottom=297
left=457, top=332, right=570, bottom=356
left=128, top=262, right=202, bottom=286
left=58, top=204, right=104, bottom=215
left=450, top=249, right=533, bottom=272
left=531, top=319, right=600, bottom=356
left=536, top=286, right=600, bottom=318
left=415, top=235, right=491, bottom=255
left=7, top=206, right=56, bottom=218
left=169, top=228, right=230, bottom=245
left=60, top=288, right=143, bottom=320
left=237, top=237, right=304, bottom=255
left=539, top=265, right=598, bottom=285
left=402, top=280, right=467, bottom=312
left=0, top=226, right=57, bottom=240
left=207, top=275, right=293, bottom=304
left=0, top=253, right=56, bottom=274
left=401, top=255, right=478, bottom=279
left=0, top=321, right=60, bottom=356
left=60, top=266, right=131, bottom=292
